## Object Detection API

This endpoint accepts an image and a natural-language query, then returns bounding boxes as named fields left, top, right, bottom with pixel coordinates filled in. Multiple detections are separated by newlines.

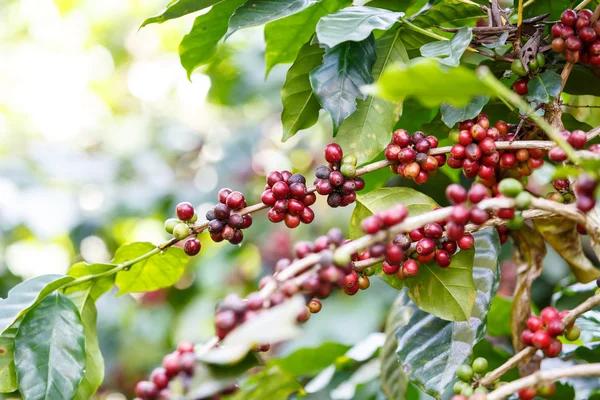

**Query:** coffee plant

left=4, top=0, right=600, bottom=399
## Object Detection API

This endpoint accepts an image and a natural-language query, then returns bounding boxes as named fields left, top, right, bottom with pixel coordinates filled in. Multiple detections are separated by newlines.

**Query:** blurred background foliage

left=0, top=0, right=599, bottom=398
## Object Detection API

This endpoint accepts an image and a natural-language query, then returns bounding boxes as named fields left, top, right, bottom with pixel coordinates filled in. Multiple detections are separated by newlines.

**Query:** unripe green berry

left=511, top=59, right=527, bottom=77
left=449, top=129, right=460, bottom=144
left=333, top=248, right=352, bottom=267
left=173, top=223, right=190, bottom=240
left=363, top=266, right=375, bottom=276
left=460, top=386, right=474, bottom=397
left=454, top=381, right=469, bottom=394
left=342, top=154, right=357, bottom=167
left=340, top=163, right=356, bottom=178
left=498, top=178, right=523, bottom=198
left=457, top=364, right=474, bottom=382
left=536, top=53, right=546, bottom=69
left=507, top=212, right=525, bottom=230
left=565, top=325, right=581, bottom=341
left=474, top=386, right=489, bottom=394
left=189, top=212, right=198, bottom=223
left=164, top=218, right=180, bottom=234
left=515, top=191, right=532, bottom=209
left=472, top=357, right=488, bottom=374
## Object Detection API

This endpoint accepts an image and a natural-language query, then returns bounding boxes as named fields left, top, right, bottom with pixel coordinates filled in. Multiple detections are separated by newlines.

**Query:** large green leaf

left=316, top=6, right=403, bottom=48
left=528, top=71, right=561, bottom=104
left=350, top=187, right=478, bottom=321
left=440, top=95, right=489, bottom=128
left=309, top=34, right=377, bottom=134
left=420, top=27, right=472, bottom=67
left=227, top=365, right=302, bottom=400
left=389, top=230, right=500, bottom=398
left=335, top=29, right=408, bottom=165
left=380, top=295, right=410, bottom=400
left=398, top=0, right=485, bottom=50
left=0, top=326, right=17, bottom=393
left=265, top=0, right=351, bottom=76
left=274, top=342, right=350, bottom=377
left=114, top=242, right=189, bottom=295
left=226, top=0, right=319, bottom=39
left=534, top=217, right=600, bottom=283
left=66, top=292, right=103, bottom=400
left=281, top=41, right=324, bottom=141
left=366, top=0, right=427, bottom=14
left=179, top=0, right=246, bottom=78
left=562, top=65, right=600, bottom=97
left=141, top=0, right=223, bottom=27
left=63, top=262, right=115, bottom=301
left=15, top=293, right=86, bottom=400
left=366, top=57, right=491, bottom=107
left=0, top=274, right=74, bottom=336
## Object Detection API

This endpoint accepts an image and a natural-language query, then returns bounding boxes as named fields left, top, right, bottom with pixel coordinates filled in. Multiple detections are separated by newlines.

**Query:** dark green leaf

left=0, top=326, right=17, bottom=393
left=274, top=342, right=351, bottom=377
left=316, top=6, right=403, bottom=48
left=0, top=274, right=74, bottom=336
left=528, top=71, right=561, bottom=103
left=380, top=295, right=410, bottom=400
left=562, top=65, right=600, bottom=96
left=179, top=0, right=246, bottom=78
left=63, top=262, right=115, bottom=301
left=226, top=0, right=319, bottom=39
left=366, top=0, right=427, bottom=15
left=114, top=242, right=189, bottom=294
left=534, top=217, right=600, bottom=283
left=366, top=58, right=491, bottom=107
left=142, top=0, right=223, bottom=27
left=391, top=230, right=500, bottom=397
left=552, top=281, right=597, bottom=311
left=336, top=29, right=408, bottom=165
left=440, top=95, right=490, bottom=128
left=395, top=98, right=438, bottom=132
left=562, top=113, right=593, bottom=132
left=226, top=365, right=302, bottom=400
left=486, top=295, right=512, bottom=337
left=310, top=34, right=377, bottom=133
left=15, top=293, right=86, bottom=400
left=420, top=27, right=472, bottom=67
left=281, top=41, right=324, bottom=141
left=265, top=0, right=351, bottom=75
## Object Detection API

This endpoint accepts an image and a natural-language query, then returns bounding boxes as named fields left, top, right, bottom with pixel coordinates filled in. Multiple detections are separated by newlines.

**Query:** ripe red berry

left=184, top=238, right=201, bottom=256
left=329, top=171, right=345, bottom=187
left=541, top=307, right=560, bottom=325
left=416, top=238, right=436, bottom=256
left=392, top=129, right=411, bottom=147
left=284, top=214, right=301, bottom=228
left=568, top=129, right=587, bottom=149
left=385, top=244, right=404, bottom=264
left=382, top=261, right=400, bottom=275
left=469, top=208, right=489, bottom=225
left=136, top=381, right=159, bottom=399
left=547, top=318, right=565, bottom=337
left=385, top=144, right=401, bottom=161
left=462, top=159, right=479, bottom=178
left=176, top=202, right=195, bottom=221
left=435, top=250, right=451, bottom=268
left=549, top=146, right=568, bottom=162
left=561, top=9, right=577, bottom=26
left=446, top=221, right=465, bottom=241
left=518, top=387, right=537, bottom=400
left=532, top=329, right=551, bottom=349
left=468, top=183, right=489, bottom=204
left=496, top=208, right=515, bottom=220
left=451, top=204, right=471, bottom=225
left=552, top=37, right=566, bottom=52
left=162, top=352, right=182, bottom=377
left=382, top=205, right=408, bottom=226
left=324, top=143, right=343, bottom=163
left=404, top=259, right=419, bottom=276
left=361, top=215, right=383, bottom=234
left=565, top=49, right=580, bottom=63
left=552, top=23, right=564, bottom=38
left=218, top=188, right=232, bottom=203
left=527, top=316, right=544, bottom=332
left=424, top=223, right=444, bottom=239
left=446, top=184, right=467, bottom=204
left=513, top=78, right=529, bottom=95
left=415, top=139, right=431, bottom=153
left=151, top=367, right=170, bottom=389
left=450, top=144, right=466, bottom=159
left=521, top=329, right=534, bottom=346
left=409, top=228, right=424, bottom=241
left=457, top=234, right=474, bottom=250
left=465, top=144, right=482, bottom=161
left=300, top=207, right=315, bottom=224
left=566, top=35, right=583, bottom=51
left=543, top=338, right=563, bottom=357
left=471, top=124, right=487, bottom=141
left=225, top=191, right=245, bottom=210
left=580, top=26, right=597, bottom=42
left=458, top=130, right=472, bottom=146
left=577, top=195, right=596, bottom=212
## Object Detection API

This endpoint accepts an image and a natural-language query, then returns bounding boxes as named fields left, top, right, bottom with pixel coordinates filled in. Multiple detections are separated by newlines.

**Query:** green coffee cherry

left=507, top=212, right=525, bottom=230
left=461, top=386, right=474, bottom=397
left=164, top=218, right=180, bottom=234
left=528, top=58, right=538, bottom=72
left=363, top=266, right=375, bottom=276
left=515, top=191, right=532, bottom=209
left=340, top=163, right=356, bottom=178
left=342, top=154, right=358, bottom=167
left=454, top=381, right=469, bottom=394
left=472, top=357, right=488, bottom=374
left=474, top=386, right=489, bottom=394
left=536, top=53, right=546, bottom=69
left=449, top=129, right=460, bottom=144
left=498, top=178, right=523, bottom=198
left=189, top=212, right=198, bottom=224
left=173, top=223, right=190, bottom=240
left=511, top=59, right=527, bottom=77
left=333, top=248, right=352, bottom=267
left=565, top=325, right=581, bottom=341
left=457, top=364, right=474, bottom=382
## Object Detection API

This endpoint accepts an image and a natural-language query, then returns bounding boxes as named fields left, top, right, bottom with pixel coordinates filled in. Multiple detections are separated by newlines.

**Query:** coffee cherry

left=457, top=364, right=474, bottom=381
left=357, top=275, right=370, bottom=290
left=511, top=59, right=527, bottom=76
left=512, top=78, right=529, bottom=95
left=562, top=9, right=577, bottom=26
left=498, top=178, right=523, bottom=198
left=457, top=234, right=474, bottom=250
left=385, top=244, right=404, bottom=264
left=566, top=35, right=583, bottom=51
left=541, top=306, right=560, bottom=324
left=507, top=213, right=524, bottom=230
left=565, top=325, right=581, bottom=341
left=446, top=184, right=467, bottom=204
left=532, top=329, right=551, bottom=349
left=424, top=223, right=444, bottom=239
left=453, top=381, right=469, bottom=394
left=176, top=202, right=195, bottom=221
left=472, top=357, right=488, bottom=374
left=518, top=387, right=537, bottom=400
left=460, top=387, right=473, bottom=397
left=416, top=238, right=436, bottom=256
left=527, top=316, right=544, bottom=332
left=547, top=318, right=565, bottom=337
left=225, top=192, right=244, bottom=210
left=324, top=143, right=343, bottom=164
left=403, top=259, right=419, bottom=276
left=164, top=218, right=180, bottom=234
left=435, top=250, right=451, bottom=268
left=173, top=223, right=190, bottom=240
left=361, top=216, right=382, bottom=234
left=451, top=204, right=471, bottom=225
left=470, top=208, right=489, bottom=224
left=565, top=49, right=580, bottom=63
left=150, top=368, right=170, bottom=390
left=162, top=353, right=182, bottom=377
left=543, top=338, right=562, bottom=357
left=308, top=299, right=322, bottom=313
left=184, top=238, right=201, bottom=256
left=468, top=183, right=489, bottom=204
left=382, top=261, right=400, bottom=275
left=446, top=221, right=465, bottom=241
left=538, top=382, right=556, bottom=398
left=385, top=144, right=401, bottom=161
left=136, top=381, right=159, bottom=399
left=521, top=329, right=534, bottom=346
left=552, top=37, right=566, bottom=52
left=340, top=164, right=356, bottom=178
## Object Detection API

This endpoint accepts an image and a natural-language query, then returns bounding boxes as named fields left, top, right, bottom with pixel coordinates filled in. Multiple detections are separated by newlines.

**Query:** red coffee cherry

left=543, top=338, right=563, bottom=358
left=521, top=329, right=534, bottom=346
left=547, top=318, right=565, bottom=337
left=324, top=143, right=343, bottom=163
left=183, top=238, right=201, bottom=256
left=446, top=184, right=467, bottom=204
left=403, top=259, right=419, bottom=276
left=541, top=307, right=560, bottom=325
left=513, top=78, right=529, bottom=95
left=457, top=234, right=475, bottom=250
left=518, top=387, right=538, bottom=400
left=176, top=202, right=195, bottom=221
left=527, top=316, right=544, bottom=332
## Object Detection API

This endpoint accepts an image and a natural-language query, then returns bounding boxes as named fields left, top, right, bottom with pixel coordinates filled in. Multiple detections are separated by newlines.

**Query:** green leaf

left=366, top=58, right=491, bottom=108
left=274, top=342, right=351, bottom=377
left=66, top=292, right=103, bottom=400
left=0, top=274, right=74, bottom=336
left=265, top=0, right=351, bottom=76
left=316, top=6, right=403, bottom=48
left=380, top=295, right=410, bottom=400
left=335, top=29, right=408, bottom=165
left=528, top=71, right=561, bottom=103
left=310, top=34, right=377, bottom=133
left=141, top=0, right=223, bottom=27
left=486, top=295, right=512, bottom=337
left=390, top=230, right=500, bottom=397
left=0, top=326, right=18, bottom=393
left=63, top=262, right=115, bottom=301
left=420, top=27, right=472, bottom=67
left=226, top=365, right=302, bottom=400
left=534, top=217, right=600, bottom=283
left=15, top=293, right=86, bottom=400
left=398, top=0, right=485, bottom=50
left=179, top=0, right=247, bottom=78
left=226, top=0, right=319, bottom=39
left=281, top=41, right=324, bottom=141
left=562, top=65, right=600, bottom=96
left=440, top=95, right=490, bottom=128
left=114, top=242, right=189, bottom=295
left=366, top=0, right=427, bottom=15
left=395, top=98, right=438, bottom=132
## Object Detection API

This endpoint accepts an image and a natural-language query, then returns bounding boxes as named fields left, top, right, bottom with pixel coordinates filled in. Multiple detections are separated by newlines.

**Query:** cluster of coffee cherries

left=575, top=174, right=598, bottom=212
left=314, top=143, right=365, bottom=207
left=164, top=202, right=202, bottom=256
left=551, top=8, right=600, bottom=65
left=384, top=129, right=446, bottom=184
left=510, top=53, right=546, bottom=95
left=206, top=189, right=252, bottom=245
left=452, top=357, right=490, bottom=398
left=261, top=171, right=316, bottom=228
left=520, top=306, right=581, bottom=358
left=548, top=129, right=588, bottom=163
left=133, top=341, right=210, bottom=399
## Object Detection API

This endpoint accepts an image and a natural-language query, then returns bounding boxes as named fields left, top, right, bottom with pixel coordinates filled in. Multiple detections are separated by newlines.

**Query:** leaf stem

left=399, top=16, right=448, bottom=41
